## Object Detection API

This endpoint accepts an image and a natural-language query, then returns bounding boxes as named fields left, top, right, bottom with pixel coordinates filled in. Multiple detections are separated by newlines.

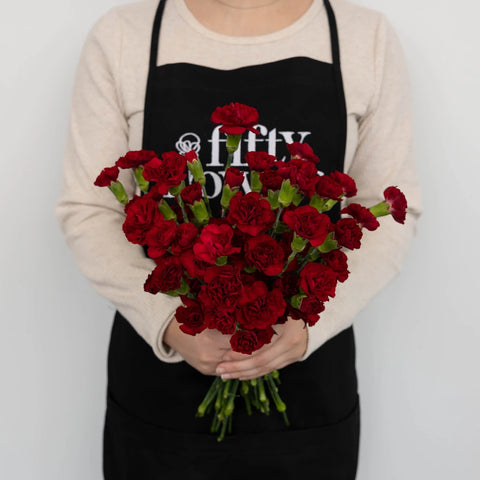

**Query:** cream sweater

left=55, top=0, right=422, bottom=362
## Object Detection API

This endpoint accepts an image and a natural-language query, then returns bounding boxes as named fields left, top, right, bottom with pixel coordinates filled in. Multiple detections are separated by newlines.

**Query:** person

left=55, top=0, right=422, bottom=478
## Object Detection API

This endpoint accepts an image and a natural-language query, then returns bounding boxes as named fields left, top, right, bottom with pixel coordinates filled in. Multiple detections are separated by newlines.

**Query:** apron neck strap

left=324, top=0, right=342, bottom=70
left=148, top=0, right=342, bottom=70
left=149, top=0, right=167, bottom=69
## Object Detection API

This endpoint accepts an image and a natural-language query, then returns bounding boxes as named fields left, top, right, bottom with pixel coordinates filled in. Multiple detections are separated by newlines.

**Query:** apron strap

left=324, top=0, right=347, bottom=170
left=148, top=0, right=167, bottom=69
left=324, top=0, right=341, bottom=70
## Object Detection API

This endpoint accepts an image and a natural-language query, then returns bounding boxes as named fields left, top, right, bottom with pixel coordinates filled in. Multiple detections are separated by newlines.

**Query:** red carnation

left=330, top=171, right=357, bottom=197
left=224, top=167, right=245, bottom=188
left=193, top=224, right=240, bottom=264
left=122, top=195, right=162, bottom=245
left=143, top=151, right=187, bottom=194
left=116, top=150, right=157, bottom=169
left=184, top=150, right=199, bottom=163
left=315, top=175, right=344, bottom=200
left=244, top=234, right=285, bottom=276
left=299, top=263, right=338, bottom=302
left=145, top=218, right=177, bottom=258
left=175, top=297, right=206, bottom=335
left=274, top=271, right=299, bottom=298
left=180, top=249, right=211, bottom=281
left=211, top=102, right=260, bottom=135
left=204, top=306, right=237, bottom=335
left=199, top=265, right=243, bottom=308
left=230, top=327, right=274, bottom=354
left=286, top=142, right=319, bottom=163
left=180, top=182, right=203, bottom=205
left=245, top=151, right=277, bottom=171
left=384, top=186, right=408, bottom=224
left=283, top=206, right=333, bottom=247
left=227, top=192, right=275, bottom=236
left=144, top=256, right=184, bottom=294
left=334, top=218, right=363, bottom=250
left=277, top=159, right=319, bottom=197
left=236, top=282, right=286, bottom=330
left=341, top=203, right=380, bottom=231
left=299, top=296, right=325, bottom=326
left=260, top=170, right=283, bottom=193
left=94, top=166, right=119, bottom=187
left=322, top=250, right=350, bottom=283
left=170, top=222, right=198, bottom=255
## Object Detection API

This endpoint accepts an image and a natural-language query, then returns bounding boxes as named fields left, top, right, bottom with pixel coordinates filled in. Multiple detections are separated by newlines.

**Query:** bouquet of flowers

left=94, top=102, right=407, bottom=441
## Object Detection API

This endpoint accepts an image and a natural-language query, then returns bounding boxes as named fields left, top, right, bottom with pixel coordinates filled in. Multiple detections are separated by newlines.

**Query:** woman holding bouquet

left=56, top=0, right=421, bottom=478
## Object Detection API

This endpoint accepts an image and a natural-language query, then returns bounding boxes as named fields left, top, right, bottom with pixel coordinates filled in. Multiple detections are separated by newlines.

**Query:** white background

left=0, top=0, right=479, bottom=478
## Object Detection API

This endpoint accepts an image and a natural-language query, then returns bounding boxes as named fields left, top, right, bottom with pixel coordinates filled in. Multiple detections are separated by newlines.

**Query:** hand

left=215, top=318, right=308, bottom=381
left=163, top=319, right=232, bottom=376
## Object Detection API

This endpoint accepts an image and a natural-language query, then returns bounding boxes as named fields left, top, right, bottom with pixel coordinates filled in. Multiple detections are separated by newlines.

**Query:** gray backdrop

left=0, top=0, right=478, bottom=478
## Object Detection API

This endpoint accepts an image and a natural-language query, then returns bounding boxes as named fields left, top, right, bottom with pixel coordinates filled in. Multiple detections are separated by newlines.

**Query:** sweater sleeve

left=55, top=7, right=184, bottom=363
left=299, top=13, right=422, bottom=360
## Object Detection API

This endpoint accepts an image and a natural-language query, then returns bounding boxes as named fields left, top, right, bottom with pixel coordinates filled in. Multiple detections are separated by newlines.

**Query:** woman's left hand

left=215, top=318, right=308, bottom=381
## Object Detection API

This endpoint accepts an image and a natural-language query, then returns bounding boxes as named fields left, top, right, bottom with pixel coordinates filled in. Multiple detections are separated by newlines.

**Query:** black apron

left=103, top=1, right=360, bottom=478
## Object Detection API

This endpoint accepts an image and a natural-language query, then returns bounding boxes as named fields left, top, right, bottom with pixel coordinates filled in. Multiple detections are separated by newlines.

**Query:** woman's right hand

left=163, top=319, right=232, bottom=376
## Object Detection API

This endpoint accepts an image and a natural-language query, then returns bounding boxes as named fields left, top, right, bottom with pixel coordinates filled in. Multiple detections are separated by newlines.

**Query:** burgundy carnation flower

left=286, top=142, right=320, bottom=163
left=143, top=151, right=187, bottom=194
left=94, top=165, right=119, bottom=187
left=236, top=282, right=286, bottom=330
left=227, top=192, right=275, bottom=236
left=180, top=182, right=203, bottom=205
left=245, top=151, right=277, bottom=171
left=144, top=256, right=183, bottom=294
left=224, top=166, right=245, bottom=188
left=230, top=327, right=275, bottom=354
left=384, top=186, right=408, bottom=224
left=180, top=249, right=211, bottom=281
left=244, top=234, right=285, bottom=276
left=122, top=195, right=162, bottom=245
left=283, top=205, right=333, bottom=247
left=204, top=306, right=237, bottom=335
left=184, top=150, right=199, bottom=163
left=175, top=296, right=206, bottom=335
left=193, top=224, right=241, bottom=264
left=299, top=263, right=338, bottom=302
left=145, top=218, right=177, bottom=258
left=299, top=296, right=325, bottom=326
left=277, top=159, right=319, bottom=198
left=341, top=203, right=380, bottom=231
left=115, top=150, right=157, bottom=169
left=330, top=171, right=357, bottom=197
left=260, top=170, right=283, bottom=193
left=274, top=271, right=299, bottom=298
left=199, top=265, right=243, bottom=308
left=211, top=102, right=260, bottom=135
left=315, top=175, right=344, bottom=200
left=170, top=222, right=198, bottom=255
left=322, top=250, right=350, bottom=283
left=334, top=218, right=363, bottom=250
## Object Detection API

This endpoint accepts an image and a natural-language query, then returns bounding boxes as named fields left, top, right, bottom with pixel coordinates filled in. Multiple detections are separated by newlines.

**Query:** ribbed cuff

left=152, top=310, right=184, bottom=363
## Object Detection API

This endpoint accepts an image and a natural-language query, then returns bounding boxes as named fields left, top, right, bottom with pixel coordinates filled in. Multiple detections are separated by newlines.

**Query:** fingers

left=216, top=340, right=292, bottom=380
left=216, top=320, right=307, bottom=380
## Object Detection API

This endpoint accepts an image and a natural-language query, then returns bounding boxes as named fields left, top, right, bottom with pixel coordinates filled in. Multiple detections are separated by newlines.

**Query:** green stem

left=175, top=195, right=189, bottom=223
left=282, top=251, right=298, bottom=274
left=271, top=206, right=284, bottom=235
left=225, top=152, right=234, bottom=170
left=196, top=377, right=222, bottom=417
left=201, top=185, right=212, bottom=217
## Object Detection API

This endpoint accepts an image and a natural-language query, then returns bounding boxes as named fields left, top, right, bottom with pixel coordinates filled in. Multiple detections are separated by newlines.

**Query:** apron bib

left=104, top=1, right=360, bottom=478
